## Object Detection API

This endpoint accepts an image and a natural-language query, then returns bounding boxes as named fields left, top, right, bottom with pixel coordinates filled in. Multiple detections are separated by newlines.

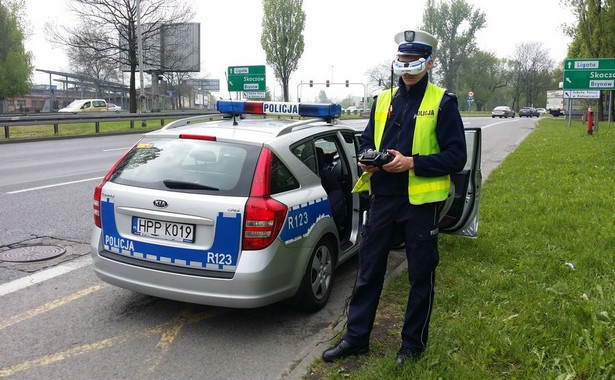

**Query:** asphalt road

left=0, top=116, right=538, bottom=380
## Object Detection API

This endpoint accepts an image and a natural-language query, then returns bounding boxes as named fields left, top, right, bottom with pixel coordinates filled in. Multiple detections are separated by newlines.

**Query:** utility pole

left=136, top=0, right=145, bottom=114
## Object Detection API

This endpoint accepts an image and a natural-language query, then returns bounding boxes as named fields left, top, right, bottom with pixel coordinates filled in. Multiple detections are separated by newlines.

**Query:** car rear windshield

left=109, top=137, right=262, bottom=196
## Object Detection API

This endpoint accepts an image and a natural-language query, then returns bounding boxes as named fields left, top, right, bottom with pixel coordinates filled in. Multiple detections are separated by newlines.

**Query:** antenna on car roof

left=224, top=71, right=239, bottom=126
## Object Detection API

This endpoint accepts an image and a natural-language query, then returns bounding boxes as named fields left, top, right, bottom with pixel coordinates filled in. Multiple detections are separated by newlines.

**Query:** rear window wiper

left=163, top=180, right=219, bottom=191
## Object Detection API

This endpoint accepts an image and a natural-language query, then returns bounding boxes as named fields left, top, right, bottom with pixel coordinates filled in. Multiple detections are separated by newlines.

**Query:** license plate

left=132, top=217, right=195, bottom=243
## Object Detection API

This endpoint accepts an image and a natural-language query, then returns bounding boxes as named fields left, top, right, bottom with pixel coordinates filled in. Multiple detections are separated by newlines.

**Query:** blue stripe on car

left=279, top=197, right=331, bottom=243
left=100, top=198, right=241, bottom=271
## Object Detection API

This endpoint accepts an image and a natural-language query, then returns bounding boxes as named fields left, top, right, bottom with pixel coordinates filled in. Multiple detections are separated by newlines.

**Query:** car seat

left=316, top=147, right=346, bottom=228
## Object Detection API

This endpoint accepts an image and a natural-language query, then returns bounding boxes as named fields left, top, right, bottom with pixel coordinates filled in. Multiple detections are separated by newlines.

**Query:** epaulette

left=444, top=91, right=458, bottom=105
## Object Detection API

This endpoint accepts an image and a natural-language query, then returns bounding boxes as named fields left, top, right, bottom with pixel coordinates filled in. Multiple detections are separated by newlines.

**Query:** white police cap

left=394, top=30, right=437, bottom=56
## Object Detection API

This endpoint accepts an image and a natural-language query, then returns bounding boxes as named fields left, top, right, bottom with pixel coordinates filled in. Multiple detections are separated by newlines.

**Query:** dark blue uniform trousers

left=343, top=195, right=440, bottom=354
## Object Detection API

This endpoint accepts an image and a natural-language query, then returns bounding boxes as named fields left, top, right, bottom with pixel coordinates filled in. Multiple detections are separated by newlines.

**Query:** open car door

left=438, top=127, right=481, bottom=237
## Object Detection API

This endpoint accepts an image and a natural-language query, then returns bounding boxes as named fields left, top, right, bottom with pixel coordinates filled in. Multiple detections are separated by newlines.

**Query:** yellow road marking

left=142, top=307, right=226, bottom=376
left=0, top=305, right=224, bottom=378
left=0, top=284, right=106, bottom=331
left=0, top=325, right=163, bottom=378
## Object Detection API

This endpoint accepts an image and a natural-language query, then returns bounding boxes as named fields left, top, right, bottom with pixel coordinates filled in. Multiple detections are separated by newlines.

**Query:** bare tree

left=45, top=0, right=194, bottom=113
left=365, top=61, right=396, bottom=92
left=162, top=71, right=194, bottom=110
left=509, top=42, right=554, bottom=109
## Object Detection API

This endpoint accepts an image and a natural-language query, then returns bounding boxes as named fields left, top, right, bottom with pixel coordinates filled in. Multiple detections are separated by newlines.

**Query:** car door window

left=270, top=154, right=299, bottom=194
left=292, top=141, right=317, bottom=174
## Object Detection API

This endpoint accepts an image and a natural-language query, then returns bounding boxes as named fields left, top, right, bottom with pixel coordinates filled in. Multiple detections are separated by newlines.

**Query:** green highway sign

left=563, top=58, right=615, bottom=90
left=227, top=65, right=266, bottom=92
left=564, top=58, right=615, bottom=71
left=562, top=70, right=615, bottom=90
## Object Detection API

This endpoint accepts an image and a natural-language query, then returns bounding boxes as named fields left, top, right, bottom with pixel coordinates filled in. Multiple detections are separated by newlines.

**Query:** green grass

left=0, top=114, right=240, bottom=141
left=313, top=119, right=615, bottom=379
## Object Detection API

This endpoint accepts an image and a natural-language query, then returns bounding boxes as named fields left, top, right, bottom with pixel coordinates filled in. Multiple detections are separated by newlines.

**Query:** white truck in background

left=546, top=90, right=565, bottom=117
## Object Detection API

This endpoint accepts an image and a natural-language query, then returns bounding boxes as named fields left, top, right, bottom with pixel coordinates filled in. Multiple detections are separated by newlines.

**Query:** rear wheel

left=292, top=239, right=336, bottom=312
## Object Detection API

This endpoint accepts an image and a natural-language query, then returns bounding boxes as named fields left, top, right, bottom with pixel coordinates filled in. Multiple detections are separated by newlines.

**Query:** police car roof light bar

left=216, top=100, right=342, bottom=120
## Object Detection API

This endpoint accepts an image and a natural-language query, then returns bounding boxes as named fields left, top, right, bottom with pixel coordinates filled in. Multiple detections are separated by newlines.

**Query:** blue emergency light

left=216, top=100, right=342, bottom=119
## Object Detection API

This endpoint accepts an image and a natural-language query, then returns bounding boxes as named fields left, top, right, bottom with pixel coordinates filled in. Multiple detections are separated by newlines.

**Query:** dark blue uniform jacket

left=360, top=74, right=467, bottom=196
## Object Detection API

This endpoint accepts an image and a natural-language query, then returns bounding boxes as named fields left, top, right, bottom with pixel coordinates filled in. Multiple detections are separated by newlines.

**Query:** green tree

left=316, top=89, right=329, bottom=103
left=261, top=0, right=305, bottom=102
left=421, top=0, right=486, bottom=93
left=457, top=50, right=508, bottom=111
left=564, top=0, right=615, bottom=120
left=0, top=0, right=32, bottom=108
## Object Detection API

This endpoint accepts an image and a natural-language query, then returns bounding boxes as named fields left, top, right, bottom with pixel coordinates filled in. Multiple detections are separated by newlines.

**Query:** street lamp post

left=136, top=0, right=145, bottom=114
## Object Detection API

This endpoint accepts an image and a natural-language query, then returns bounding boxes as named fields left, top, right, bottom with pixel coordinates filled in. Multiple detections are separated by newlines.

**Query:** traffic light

left=326, top=80, right=330, bottom=87
left=345, top=80, right=349, bottom=87
left=309, top=80, right=313, bottom=87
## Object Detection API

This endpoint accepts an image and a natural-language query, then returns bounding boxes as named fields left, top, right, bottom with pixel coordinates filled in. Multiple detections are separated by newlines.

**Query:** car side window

left=270, top=154, right=299, bottom=194
left=292, top=141, right=317, bottom=175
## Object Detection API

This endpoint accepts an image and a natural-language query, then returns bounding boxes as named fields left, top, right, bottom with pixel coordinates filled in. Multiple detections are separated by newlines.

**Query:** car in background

left=91, top=100, right=482, bottom=312
left=344, top=106, right=363, bottom=114
left=58, top=99, right=108, bottom=113
left=107, top=103, right=122, bottom=113
left=535, top=108, right=547, bottom=115
left=519, top=107, right=540, bottom=117
left=491, top=106, right=515, bottom=118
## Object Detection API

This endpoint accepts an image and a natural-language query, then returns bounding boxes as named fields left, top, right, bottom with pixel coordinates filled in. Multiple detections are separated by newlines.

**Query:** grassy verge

left=310, top=119, right=614, bottom=379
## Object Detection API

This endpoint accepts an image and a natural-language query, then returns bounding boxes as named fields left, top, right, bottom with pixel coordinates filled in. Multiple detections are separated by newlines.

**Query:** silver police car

left=91, top=100, right=481, bottom=311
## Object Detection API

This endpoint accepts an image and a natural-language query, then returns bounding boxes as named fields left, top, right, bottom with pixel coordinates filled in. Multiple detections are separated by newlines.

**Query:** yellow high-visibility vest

left=352, top=83, right=450, bottom=205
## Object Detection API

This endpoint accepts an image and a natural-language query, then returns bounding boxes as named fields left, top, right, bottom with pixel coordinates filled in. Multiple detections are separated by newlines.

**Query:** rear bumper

left=90, top=229, right=306, bottom=308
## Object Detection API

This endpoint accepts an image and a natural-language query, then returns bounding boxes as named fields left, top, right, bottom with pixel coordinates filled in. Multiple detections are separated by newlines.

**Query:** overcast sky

left=24, top=0, right=576, bottom=101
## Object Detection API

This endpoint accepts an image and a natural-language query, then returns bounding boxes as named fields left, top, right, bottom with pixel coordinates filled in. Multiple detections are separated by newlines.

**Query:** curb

left=279, top=251, right=407, bottom=380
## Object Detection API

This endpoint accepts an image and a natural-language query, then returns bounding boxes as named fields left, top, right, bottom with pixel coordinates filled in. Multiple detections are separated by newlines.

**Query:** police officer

left=322, top=29, right=467, bottom=367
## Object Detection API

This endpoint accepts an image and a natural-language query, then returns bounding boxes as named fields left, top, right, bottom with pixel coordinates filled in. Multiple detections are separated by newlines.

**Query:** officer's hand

left=358, top=162, right=380, bottom=173
left=382, top=149, right=414, bottom=173
left=358, top=149, right=380, bottom=173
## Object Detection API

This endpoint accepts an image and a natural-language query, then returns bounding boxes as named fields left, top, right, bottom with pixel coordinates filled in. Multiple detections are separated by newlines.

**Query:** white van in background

left=58, top=99, right=108, bottom=113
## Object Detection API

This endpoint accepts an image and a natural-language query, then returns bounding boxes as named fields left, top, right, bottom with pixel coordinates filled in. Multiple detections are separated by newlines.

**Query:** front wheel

left=292, top=239, right=336, bottom=312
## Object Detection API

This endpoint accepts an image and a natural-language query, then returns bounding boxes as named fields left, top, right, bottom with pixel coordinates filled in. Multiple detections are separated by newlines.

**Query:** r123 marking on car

left=288, top=211, right=309, bottom=229
left=207, top=252, right=232, bottom=265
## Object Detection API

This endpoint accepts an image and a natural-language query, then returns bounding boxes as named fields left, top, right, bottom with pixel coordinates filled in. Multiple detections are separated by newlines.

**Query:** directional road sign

left=563, top=58, right=615, bottom=90
left=563, top=90, right=601, bottom=99
left=227, top=65, right=266, bottom=92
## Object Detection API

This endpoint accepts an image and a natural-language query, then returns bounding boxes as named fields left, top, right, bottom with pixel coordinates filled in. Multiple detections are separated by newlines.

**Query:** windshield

left=109, top=137, right=262, bottom=196
left=65, top=100, right=84, bottom=108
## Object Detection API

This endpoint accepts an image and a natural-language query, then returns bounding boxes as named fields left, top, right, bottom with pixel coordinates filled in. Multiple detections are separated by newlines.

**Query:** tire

left=292, top=239, right=336, bottom=312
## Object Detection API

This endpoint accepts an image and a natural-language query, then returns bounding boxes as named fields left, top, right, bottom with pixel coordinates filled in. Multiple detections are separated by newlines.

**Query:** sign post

left=562, top=58, right=615, bottom=127
left=467, top=91, right=474, bottom=112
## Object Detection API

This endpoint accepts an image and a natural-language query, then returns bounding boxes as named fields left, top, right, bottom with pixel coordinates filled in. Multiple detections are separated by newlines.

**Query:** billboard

left=121, top=22, right=200, bottom=73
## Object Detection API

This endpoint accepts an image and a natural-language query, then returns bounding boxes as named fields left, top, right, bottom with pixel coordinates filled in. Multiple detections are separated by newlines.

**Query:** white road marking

left=102, top=147, right=131, bottom=152
left=481, top=119, right=519, bottom=129
left=0, top=255, right=92, bottom=297
left=6, top=177, right=103, bottom=194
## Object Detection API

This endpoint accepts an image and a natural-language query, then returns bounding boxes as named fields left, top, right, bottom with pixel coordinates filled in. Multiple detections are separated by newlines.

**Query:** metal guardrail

left=0, top=111, right=219, bottom=139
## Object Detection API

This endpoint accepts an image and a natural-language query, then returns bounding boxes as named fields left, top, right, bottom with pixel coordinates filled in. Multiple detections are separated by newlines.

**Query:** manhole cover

left=0, top=245, right=66, bottom=263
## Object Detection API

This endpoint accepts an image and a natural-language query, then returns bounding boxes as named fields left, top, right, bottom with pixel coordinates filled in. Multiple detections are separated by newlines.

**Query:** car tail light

left=242, top=148, right=288, bottom=250
left=93, top=144, right=135, bottom=228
